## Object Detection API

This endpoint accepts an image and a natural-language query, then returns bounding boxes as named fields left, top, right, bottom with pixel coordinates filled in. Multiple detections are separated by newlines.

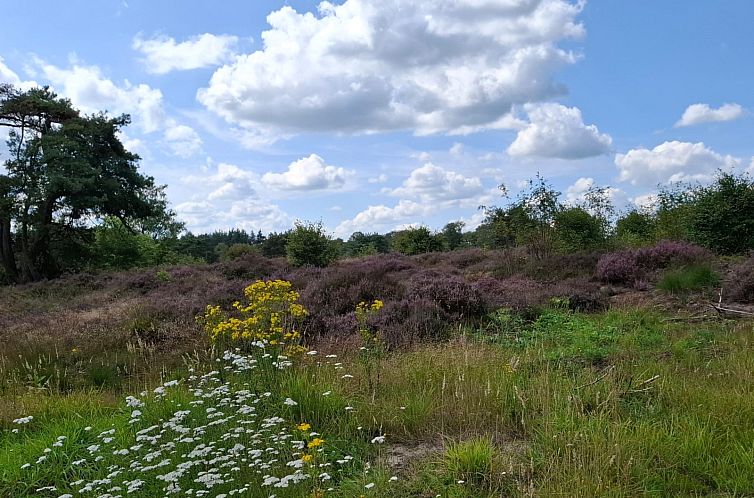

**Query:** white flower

left=389, top=476, right=398, bottom=482
left=13, top=416, right=33, bottom=424
left=365, top=482, right=375, bottom=489
left=283, top=398, right=298, bottom=406
left=371, top=435, right=386, bottom=444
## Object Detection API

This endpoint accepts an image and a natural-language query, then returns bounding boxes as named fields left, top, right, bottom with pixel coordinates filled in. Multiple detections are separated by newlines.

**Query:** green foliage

left=390, top=226, right=442, bottom=255
left=440, top=221, right=465, bottom=251
left=616, top=209, right=655, bottom=246
left=444, top=438, right=495, bottom=485
left=91, top=217, right=182, bottom=270
left=286, top=220, right=337, bottom=267
left=554, top=207, right=605, bottom=251
left=688, top=172, right=754, bottom=254
left=657, top=264, right=720, bottom=295
left=219, top=243, right=259, bottom=261
left=0, top=85, right=174, bottom=282
left=345, top=231, right=389, bottom=257
left=176, top=229, right=259, bottom=262
left=261, top=231, right=289, bottom=258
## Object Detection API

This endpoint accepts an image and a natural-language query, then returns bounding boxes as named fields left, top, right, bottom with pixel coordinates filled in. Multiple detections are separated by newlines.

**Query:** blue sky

left=1, top=0, right=752, bottom=237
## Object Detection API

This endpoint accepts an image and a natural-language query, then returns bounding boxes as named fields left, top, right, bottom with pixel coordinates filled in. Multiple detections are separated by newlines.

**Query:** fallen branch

left=575, top=365, right=615, bottom=390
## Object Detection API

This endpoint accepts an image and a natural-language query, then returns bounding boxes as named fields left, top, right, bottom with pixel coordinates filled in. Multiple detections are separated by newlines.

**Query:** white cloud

left=163, top=124, right=203, bottom=158
left=198, top=0, right=584, bottom=142
left=630, top=193, right=659, bottom=212
left=184, top=162, right=259, bottom=201
left=564, top=176, right=626, bottom=210
left=175, top=198, right=290, bottom=234
left=262, top=154, right=352, bottom=191
left=133, top=33, right=239, bottom=74
left=368, top=173, right=388, bottom=184
left=334, top=200, right=431, bottom=237
left=0, top=57, right=37, bottom=90
left=386, top=162, right=485, bottom=203
left=449, top=142, right=464, bottom=155
left=674, top=103, right=744, bottom=127
left=615, top=141, right=740, bottom=187
left=227, top=200, right=290, bottom=233
left=507, top=103, right=612, bottom=159
left=36, top=59, right=165, bottom=133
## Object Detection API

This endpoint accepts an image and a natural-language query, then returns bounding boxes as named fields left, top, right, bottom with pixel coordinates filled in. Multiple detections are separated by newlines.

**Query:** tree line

left=2, top=84, right=753, bottom=282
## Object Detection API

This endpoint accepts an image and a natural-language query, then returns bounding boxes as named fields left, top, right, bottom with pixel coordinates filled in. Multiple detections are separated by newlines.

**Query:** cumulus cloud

left=386, top=163, right=485, bottom=203
left=507, top=103, right=612, bottom=159
left=198, top=0, right=584, bottom=142
left=133, top=33, right=239, bottom=74
left=262, top=154, right=352, bottom=191
left=564, top=176, right=626, bottom=210
left=183, top=162, right=259, bottom=201
left=674, top=103, right=744, bottom=127
left=175, top=199, right=290, bottom=234
left=334, top=200, right=431, bottom=237
left=163, top=124, right=203, bottom=158
left=36, top=59, right=165, bottom=133
left=615, top=141, right=740, bottom=187
left=0, top=57, right=37, bottom=90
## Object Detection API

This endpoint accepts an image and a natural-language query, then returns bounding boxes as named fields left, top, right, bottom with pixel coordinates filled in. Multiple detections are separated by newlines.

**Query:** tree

left=345, top=231, right=389, bottom=257
left=688, top=172, right=754, bottom=254
left=616, top=210, right=655, bottom=246
left=440, top=221, right=465, bottom=251
left=390, top=226, right=442, bottom=255
left=0, top=85, right=171, bottom=282
left=286, top=221, right=336, bottom=267
left=260, top=231, right=289, bottom=258
left=554, top=207, right=605, bottom=252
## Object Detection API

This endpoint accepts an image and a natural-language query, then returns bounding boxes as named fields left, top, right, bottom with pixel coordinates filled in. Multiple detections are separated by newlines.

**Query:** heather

left=3, top=248, right=754, bottom=496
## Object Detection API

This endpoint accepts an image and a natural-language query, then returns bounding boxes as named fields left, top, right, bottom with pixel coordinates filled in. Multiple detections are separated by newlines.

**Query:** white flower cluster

left=15, top=349, right=369, bottom=497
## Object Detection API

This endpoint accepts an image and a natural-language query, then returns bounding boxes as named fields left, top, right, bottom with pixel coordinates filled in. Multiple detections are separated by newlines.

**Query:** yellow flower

left=302, top=453, right=314, bottom=463
left=297, top=422, right=311, bottom=431
left=307, top=437, right=325, bottom=448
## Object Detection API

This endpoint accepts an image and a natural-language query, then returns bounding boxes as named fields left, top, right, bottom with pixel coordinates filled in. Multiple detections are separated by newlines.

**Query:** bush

left=688, top=173, right=754, bottom=254
left=406, top=271, right=486, bottom=316
left=554, top=207, right=606, bottom=252
left=390, top=226, right=443, bottom=255
left=726, top=257, right=754, bottom=303
left=286, top=221, right=337, bottom=267
left=635, top=240, right=711, bottom=270
left=596, top=250, right=641, bottom=285
left=597, top=241, right=711, bottom=286
left=657, top=265, right=720, bottom=295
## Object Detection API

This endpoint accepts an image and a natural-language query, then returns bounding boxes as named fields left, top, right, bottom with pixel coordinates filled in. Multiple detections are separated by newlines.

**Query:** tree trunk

left=0, top=216, right=19, bottom=282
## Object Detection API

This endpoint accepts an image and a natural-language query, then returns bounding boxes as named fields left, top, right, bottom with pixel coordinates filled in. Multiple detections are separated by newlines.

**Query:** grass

left=657, top=264, right=720, bottom=295
left=2, top=286, right=754, bottom=495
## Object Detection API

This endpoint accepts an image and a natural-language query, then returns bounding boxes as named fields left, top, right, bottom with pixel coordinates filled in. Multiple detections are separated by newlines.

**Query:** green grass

left=2, top=307, right=754, bottom=496
left=657, top=264, right=721, bottom=295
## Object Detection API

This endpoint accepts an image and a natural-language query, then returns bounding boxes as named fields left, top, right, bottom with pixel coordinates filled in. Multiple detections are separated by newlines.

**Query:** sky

left=1, top=0, right=752, bottom=237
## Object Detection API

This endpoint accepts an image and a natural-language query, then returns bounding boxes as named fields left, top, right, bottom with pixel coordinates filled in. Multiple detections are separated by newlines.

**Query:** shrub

left=688, top=172, right=754, bottom=254
left=554, top=207, right=606, bottom=252
left=286, top=221, right=337, bottom=267
left=635, top=240, right=711, bottom=270
left=596, top=250, right=641, bottom=285
left=406, top=271, right=486, bottom=316
left=725, top=257, right=754, bottom=303
left=375, top=297, right=450, bottom=346
left=657, top=265, right=720, bottom=295
left=616, top=210, right=655, bottom=245
left=390, top=226, right=443, bottom=255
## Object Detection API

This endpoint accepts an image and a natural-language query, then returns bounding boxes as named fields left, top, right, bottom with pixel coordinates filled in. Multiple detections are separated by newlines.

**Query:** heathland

left=2, top=244, right=754, bottom=497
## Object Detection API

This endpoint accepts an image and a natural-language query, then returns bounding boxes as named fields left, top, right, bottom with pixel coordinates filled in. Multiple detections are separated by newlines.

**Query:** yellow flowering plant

left=355, top=299, right=383, bottom=344
left=198, top=279, right=309, bottom=353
